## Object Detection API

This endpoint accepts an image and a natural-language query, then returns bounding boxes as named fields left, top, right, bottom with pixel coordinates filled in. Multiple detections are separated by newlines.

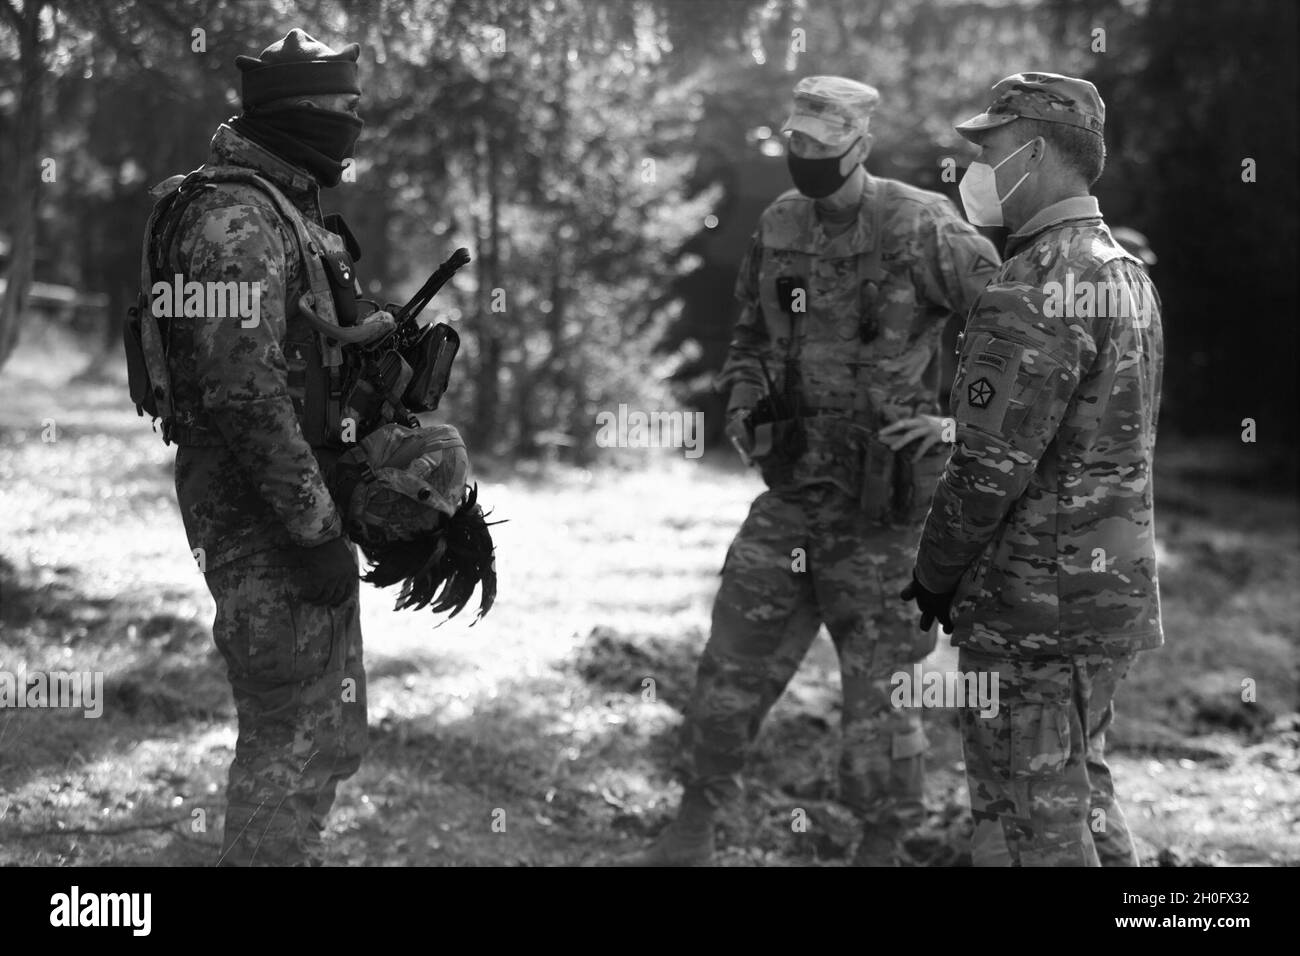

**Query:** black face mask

left=787, top=137, right=860, bottom=199
left=232, top=106, right=363, bottom=188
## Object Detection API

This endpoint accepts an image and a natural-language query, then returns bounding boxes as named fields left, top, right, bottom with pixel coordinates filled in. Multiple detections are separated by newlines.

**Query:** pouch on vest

left=320, top=248, right=359, bottom=327
left=859, top=434, right=894, bottom=521
left=124, top=294, right=157, bottom=419
left=893, top=446, right=948, bottom=525
left=775, top=275, right=807, bottom=315
left=284, top=327, right=332, bottom=447
left=125, top=178, right=188, bottom=437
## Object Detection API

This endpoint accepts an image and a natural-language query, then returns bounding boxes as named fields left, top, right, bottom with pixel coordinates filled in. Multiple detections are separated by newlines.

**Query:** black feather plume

left=360, top=483, right=502, bottom=623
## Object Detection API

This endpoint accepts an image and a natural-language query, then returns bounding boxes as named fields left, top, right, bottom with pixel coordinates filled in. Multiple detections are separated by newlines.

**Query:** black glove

left=899, top=571, right=956, bottom=635
left=296, top=536, right=358, bottom=606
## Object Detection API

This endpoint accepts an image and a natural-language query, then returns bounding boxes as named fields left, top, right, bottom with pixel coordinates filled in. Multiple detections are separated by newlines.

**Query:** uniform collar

left=1005, top=194, right=1100, bottom=257
left=208, top=122, right=321, bottom=212
left=808, top=170, right=878, bottom=250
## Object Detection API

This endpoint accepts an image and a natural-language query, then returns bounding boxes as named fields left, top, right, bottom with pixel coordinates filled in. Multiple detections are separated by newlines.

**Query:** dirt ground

left=1, top=323, right=1296, bottom=866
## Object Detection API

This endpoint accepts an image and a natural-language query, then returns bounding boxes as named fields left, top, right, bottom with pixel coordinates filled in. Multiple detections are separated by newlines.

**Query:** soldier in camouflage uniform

left=903, top=73, right=1164, bottom=866
left=147, top=30, right=373, bottom=866
left=628, top=77, right=1000, bottom=866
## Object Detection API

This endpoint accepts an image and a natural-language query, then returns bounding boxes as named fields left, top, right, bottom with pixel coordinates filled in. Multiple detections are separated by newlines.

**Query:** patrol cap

left=956, top=72, right=1104, bottom=141
left=236, top=28, right=361, bottom=110
left=781, top=76, right=880, bottom=148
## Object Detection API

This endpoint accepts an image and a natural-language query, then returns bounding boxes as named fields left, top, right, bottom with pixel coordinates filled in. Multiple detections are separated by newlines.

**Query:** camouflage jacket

left=716, top=173, right=1000, bottom=500
left=162, top=123, right=354, bottom=571
left=915, top=196, right=1165, bottom=658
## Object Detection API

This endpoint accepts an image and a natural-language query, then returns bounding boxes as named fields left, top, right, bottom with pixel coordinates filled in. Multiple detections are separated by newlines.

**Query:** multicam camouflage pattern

left=957, top=647, right=1140, bottom=866
left=915, top=196, right=1165, bottom=659
left=717, top=173, right=1001, bottom=503
left=166, top=123, right=354, bottom=570
left=956, top=71, right=1105, bottom=138
left=680, top=173, right=997, bottom=845
left=206, top=552, right=367, bottom=866
left=782, top=75, right=881, bottom=146
left=678, top=486, right=931, bottom=837
left=157, top=122, right=370, bottom=864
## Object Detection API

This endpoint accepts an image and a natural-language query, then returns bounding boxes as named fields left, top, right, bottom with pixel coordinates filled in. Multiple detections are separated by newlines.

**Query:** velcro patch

left=967, top=377, right=996, bottom=408
left=957, top=342, right=1022, bottom=432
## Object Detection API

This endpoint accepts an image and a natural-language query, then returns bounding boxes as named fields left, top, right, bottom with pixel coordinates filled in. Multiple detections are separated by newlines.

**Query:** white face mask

left=958, top=138, right=1034, bottom=227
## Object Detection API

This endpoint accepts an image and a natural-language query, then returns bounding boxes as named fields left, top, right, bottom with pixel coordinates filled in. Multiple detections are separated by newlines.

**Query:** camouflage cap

left=956, top=72, right=1104, bottom=141
left=781, top=76, right=880, bottom=148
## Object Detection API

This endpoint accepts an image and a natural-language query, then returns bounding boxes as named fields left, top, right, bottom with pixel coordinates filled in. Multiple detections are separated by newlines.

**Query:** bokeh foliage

left=1, top=0, right=1295, bottom=458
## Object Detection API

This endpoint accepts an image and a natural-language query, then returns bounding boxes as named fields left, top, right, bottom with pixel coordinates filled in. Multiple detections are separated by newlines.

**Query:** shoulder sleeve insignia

left=967, top=377, right=996, bottom=408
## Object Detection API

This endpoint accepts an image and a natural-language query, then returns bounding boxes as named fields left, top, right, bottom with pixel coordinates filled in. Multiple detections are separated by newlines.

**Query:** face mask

left=958, top=138, right=1034, bottom=227
left=233, top=106, right=364, bottom=187
left=787, top=137, right=860, bottom=199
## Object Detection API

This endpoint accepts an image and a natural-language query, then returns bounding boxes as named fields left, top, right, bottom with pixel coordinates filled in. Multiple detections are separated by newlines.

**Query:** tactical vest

left=125, top=166, right=359, bottom=448
left=754, top=179, right=925, bottom=512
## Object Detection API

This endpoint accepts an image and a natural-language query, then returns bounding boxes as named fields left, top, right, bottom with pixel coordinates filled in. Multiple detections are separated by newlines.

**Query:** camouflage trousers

left=677, top=485, right=933, bottom=838
left=958, top=647, right=1141, bottom=867
left=204, top=548, right=367, bottom=866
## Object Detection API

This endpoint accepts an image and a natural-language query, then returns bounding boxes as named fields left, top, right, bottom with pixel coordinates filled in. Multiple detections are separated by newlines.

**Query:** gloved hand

left=296, top=536, right=358, bottom=606
left=899, top=571, right=956, bottom=635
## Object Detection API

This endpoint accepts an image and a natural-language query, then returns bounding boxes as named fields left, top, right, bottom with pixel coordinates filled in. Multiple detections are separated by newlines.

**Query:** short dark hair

left=1017, top=117, right=1106, bottom=187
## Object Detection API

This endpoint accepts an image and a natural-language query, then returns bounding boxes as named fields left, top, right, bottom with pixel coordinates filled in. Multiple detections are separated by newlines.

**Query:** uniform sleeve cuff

left=727, top=382, right=764, bottom=415
left=914, top=561, right=960, bottom=595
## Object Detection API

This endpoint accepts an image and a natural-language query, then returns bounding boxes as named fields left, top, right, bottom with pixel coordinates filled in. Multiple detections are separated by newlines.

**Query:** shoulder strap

left=161, top=166, right=346, bottom=368
left=851, top=178, right=892, bottom=423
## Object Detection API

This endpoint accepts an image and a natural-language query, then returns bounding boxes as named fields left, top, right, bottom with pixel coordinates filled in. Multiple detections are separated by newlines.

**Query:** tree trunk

left=0, top=0, right=46, bottom=371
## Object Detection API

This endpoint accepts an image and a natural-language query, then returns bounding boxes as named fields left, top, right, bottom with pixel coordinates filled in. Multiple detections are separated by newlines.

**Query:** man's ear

left=1027, top=135, right=1047, bottom=168
left=858, top=131, right=875, bottom=165
left=842, top=133, right=872, bottom=174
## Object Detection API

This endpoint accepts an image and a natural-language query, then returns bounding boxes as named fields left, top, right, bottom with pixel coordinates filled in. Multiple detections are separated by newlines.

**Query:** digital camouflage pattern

left=679, top=176, right=998, bottom=849
left=207, top=553, right=366, bottom=866
left=781, top=75, right=880, bottom=147
left=956, top=71, right=1106, bottom=137
left=167, top=123, right=352, bottom=570
left=914, top=196, right=1165, bottom=659
left=157, top=122, right=369, bottom=865
left=957, top=647, right=1140, bottom=866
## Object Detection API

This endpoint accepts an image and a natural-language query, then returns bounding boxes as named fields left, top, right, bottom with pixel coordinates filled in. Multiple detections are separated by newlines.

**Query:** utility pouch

left=323, top=212, right=362, bottom=262
left=859, top=434, right=895, bottom=521
left=320, top=249, right=359, bottom=327
left=754, top=417, right=806, bottom=488
left=402, top=323, right=460, bottom=412
left=124, top=294, right=157, bottom=418
left=775, top=275, right=808, bottom=315
left=893, top=445, right=949, bottom=525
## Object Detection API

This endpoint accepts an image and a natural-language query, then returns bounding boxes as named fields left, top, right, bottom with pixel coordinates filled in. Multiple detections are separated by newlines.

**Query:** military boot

left=622, top=788, right=717, bottom=866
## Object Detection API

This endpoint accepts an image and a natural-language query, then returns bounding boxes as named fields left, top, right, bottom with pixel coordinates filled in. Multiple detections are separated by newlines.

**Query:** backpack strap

left=852, top=176, right=890, bottom=423
left=191, top=167, right=348, bottom=440
left=184, top=166, right=345, bottom=369
left=138, top=165, right=350, bottom=444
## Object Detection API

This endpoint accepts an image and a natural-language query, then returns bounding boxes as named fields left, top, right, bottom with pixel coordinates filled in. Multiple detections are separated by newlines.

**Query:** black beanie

left=235, top=28, right=361, bottom=110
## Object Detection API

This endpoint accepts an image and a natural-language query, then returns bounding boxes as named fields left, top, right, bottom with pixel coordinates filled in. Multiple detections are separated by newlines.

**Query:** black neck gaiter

left=231, top=107, right=363, bottom=188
